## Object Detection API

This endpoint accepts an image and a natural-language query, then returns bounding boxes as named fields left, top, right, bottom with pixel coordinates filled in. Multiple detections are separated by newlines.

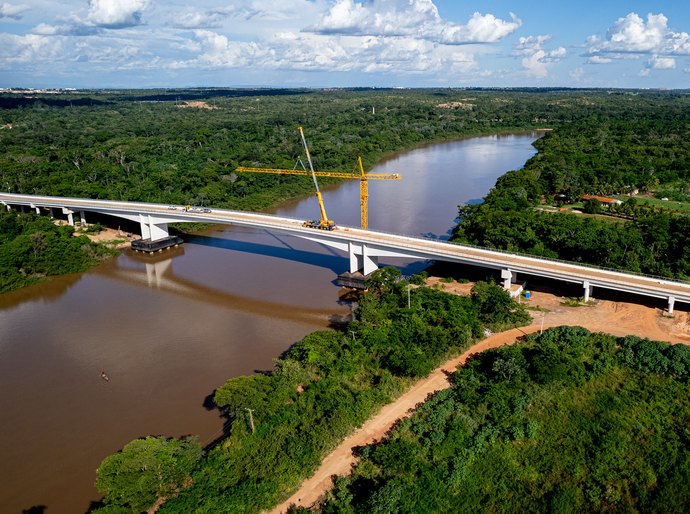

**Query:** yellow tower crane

left=235, top=127, right=401, bottom=230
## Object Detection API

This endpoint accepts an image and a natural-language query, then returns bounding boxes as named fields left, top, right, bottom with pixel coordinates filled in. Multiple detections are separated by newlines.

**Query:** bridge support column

left=583, top=281, right=593, bottom=302
left=501, top=269, right=513, bottom=290
left=62, top=207, right=74, bottom=226
left=139, top=214, right=169, bottom=242
left=668, top=296, right=676, bottom=315
left=49, top=208, right=54, bottom=218
left=362, top=244, right=378, bottom=275
left=32, top=204, right=40, bottom=214
left=79, top=210, right=87, bottom=226
left=4, top=204, right=10, bottom=211
left=348, top=242, right=379, bottom=275
left=349, top=242, right=359, bottom=273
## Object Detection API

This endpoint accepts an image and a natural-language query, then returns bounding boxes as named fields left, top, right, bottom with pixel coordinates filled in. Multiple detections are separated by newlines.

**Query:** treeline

left=0, top=211, right=116, bottom=292
left=455, top=204, right=690, bottom=278
left=3, top=88, right=684, bottom=213
left=453, top=91, right=690, bottom=280
left=93, top=269, right=530, bottom=513
left=319, top=326, right=690, bottom=513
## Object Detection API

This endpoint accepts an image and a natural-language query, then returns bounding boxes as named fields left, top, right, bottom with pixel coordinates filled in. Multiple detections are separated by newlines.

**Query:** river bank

left=271, top=280, right=690, bottom=513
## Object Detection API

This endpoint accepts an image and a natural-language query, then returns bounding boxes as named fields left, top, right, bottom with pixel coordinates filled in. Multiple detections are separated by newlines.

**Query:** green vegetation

left=453, top=91, right=690, bottom=280
left=319, top=326, right=690, bottom=513
left=93, top=270, right=529, bottom=513
left=0, top=87, right=559, bottom=211
left=0, top=210, right=117, bottom=292
left=95, top=436, right=203, bottom=513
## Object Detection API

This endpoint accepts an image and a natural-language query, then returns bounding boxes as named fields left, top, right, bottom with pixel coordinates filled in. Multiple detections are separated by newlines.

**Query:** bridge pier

left=139, top=214, right=169, bottom=242
left=80, top=210, right=87, bottom=226
left=62, top=207, right=74, bottom=226
left=668, top=296, right=676, bottom=315
left=349, top=242, right=379, bottom=275
left=501, top=269, right=514, bottom=290
left=583, top=281, right=593, bottom=302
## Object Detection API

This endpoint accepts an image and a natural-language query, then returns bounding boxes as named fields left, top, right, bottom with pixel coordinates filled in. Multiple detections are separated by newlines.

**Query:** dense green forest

left=452, top=91, right=690, bottom=280
left=318, top=326, right=690, bottom=513
left=0, top=210, right=116, bottom=292
left=93, top=269, right=530, bottom=513
left=4, top=87, right=683, bottom=212
left=3, top=87, right=690, bottom=283
left=0, top=87, right=546, bottom=210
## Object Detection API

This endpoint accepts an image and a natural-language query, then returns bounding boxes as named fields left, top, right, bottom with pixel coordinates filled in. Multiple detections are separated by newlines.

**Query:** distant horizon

left=2, top=85, right=690, bottom=93
left=2, top=1, right=689, bottom=90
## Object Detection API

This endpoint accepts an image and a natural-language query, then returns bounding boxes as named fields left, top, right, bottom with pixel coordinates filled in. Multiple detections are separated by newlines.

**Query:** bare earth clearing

left=270, top=279, right=690, bottom=513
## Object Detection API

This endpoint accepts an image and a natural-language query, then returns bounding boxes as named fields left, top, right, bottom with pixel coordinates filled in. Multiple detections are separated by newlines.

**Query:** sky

left=1, top=0, right=689, bottom=89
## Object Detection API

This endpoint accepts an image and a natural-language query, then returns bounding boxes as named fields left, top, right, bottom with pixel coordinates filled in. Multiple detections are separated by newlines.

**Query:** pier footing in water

left=337, top=271, right=371, bottom=289
left=131, top=235, right=183, bottom=253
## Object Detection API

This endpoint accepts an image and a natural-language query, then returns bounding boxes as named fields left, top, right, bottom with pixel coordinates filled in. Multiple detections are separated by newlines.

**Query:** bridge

left=2, top=192, right=690, bottom=313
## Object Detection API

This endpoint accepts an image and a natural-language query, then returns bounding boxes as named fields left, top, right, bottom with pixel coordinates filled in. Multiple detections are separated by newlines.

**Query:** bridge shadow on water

left=185, top=232, right=347, bottom=275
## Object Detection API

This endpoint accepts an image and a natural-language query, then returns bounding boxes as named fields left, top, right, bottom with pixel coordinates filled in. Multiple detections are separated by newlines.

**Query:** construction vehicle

left=235, top=127, right=400, bottom=230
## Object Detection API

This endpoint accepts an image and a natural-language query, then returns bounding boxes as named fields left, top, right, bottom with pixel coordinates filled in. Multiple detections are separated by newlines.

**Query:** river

left=0, top=132, right=540, bottom=513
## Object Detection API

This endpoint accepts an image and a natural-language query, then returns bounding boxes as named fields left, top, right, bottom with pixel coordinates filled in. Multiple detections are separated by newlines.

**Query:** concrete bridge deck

left=2, top=193, right=689, bottom=312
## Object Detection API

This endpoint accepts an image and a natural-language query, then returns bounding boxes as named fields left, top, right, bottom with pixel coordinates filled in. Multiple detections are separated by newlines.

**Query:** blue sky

left=1, top=0, right=689, bottom=89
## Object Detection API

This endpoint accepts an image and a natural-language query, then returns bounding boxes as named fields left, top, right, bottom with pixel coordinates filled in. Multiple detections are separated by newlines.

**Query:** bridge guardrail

left=359, top=226, right=690, bottom=287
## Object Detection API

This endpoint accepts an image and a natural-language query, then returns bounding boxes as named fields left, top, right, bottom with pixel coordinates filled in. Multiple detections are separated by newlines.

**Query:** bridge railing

left=364, top=227, right=690, bottom=286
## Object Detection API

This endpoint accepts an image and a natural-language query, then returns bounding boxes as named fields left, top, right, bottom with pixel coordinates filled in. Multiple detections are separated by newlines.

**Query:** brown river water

left=0, top=133, right=540, bottom=513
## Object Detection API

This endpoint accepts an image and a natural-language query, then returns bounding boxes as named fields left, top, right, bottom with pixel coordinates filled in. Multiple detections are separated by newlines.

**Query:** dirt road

left=269, top=285, right=690, bottom=513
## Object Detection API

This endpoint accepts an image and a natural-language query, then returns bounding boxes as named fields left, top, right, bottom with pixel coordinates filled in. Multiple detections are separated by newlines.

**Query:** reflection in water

left=112, top=249, right=341, bottom=325
left=0, top=133, right=540, bottom=514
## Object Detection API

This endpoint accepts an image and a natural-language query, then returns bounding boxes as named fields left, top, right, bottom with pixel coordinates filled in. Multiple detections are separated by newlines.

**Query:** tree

left=95, top=436, right=202, bottom=513
left=470, top=281, right=529, bottom=325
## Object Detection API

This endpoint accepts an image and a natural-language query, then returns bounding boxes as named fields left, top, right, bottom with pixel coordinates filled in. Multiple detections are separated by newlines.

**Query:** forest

left=3, top=88, right=690, bottom=285
left=452, top=91, right=690, bottom=280
left=93, top=269, right=530, bottom=513
left=0, top=210, right=116, bottom=292
left=318, top=326, right=690, bottom=513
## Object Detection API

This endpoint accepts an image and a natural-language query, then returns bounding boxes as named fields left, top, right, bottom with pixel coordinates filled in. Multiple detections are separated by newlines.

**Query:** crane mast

left=297, top=126, right=335, bottom=230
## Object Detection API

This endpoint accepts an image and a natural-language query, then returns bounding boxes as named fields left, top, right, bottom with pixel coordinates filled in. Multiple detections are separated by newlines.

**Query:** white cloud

left=308, top=0, right=521, bottom=45
left=569, top=67, right=584, bottom=81
left=647, top=54, right=676, bottom=70
left=586, top=12, right=690, bottom=59
left=514, top=35, right=566, bottom=78
left=0, top=33, right=63, bottom=63
left=171, top=26, right=478, bottom=79
left=587, top=55, right=612, bottom=64
left=0, top=2, right=29, bottom=19
left=86, top=0, right=150, bottom=29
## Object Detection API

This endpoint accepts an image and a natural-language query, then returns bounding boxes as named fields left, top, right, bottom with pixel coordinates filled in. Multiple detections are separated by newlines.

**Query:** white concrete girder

left=298, top=235, right=422, bottom=274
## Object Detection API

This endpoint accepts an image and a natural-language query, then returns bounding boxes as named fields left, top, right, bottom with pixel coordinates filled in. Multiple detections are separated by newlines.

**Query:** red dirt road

left=269, top=286, right=690, bottom=513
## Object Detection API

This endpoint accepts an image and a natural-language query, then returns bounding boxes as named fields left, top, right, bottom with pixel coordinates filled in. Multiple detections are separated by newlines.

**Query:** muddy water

left=0, top=133, right=540, bottom=513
